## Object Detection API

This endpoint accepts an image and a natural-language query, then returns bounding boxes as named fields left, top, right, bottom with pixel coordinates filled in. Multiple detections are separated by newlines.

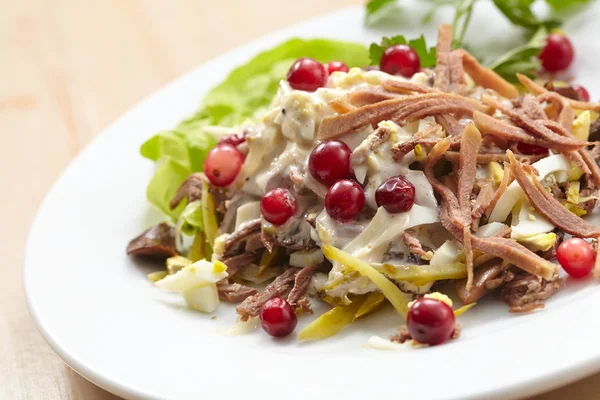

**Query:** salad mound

left=127, top=19, right=600, bottom=347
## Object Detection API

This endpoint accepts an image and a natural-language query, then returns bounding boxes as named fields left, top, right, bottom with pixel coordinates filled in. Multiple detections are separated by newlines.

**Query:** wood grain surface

left=2, top=0, right=598, bottom=398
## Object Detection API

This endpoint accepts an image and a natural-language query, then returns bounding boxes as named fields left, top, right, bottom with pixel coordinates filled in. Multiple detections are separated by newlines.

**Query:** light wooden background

left=2, top=0, right=599, bottom=398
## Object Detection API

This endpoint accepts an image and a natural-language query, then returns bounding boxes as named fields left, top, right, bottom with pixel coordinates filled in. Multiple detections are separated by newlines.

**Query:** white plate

left=24, top=3, right=600, bottom=400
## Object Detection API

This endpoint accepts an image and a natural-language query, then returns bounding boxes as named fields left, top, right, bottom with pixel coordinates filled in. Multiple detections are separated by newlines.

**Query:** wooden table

left=2, top=0, right=599, bottom=398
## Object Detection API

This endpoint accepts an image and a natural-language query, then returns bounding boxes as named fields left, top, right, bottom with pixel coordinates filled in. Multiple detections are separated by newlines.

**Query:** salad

left=127, top=2, right=600, bottom=347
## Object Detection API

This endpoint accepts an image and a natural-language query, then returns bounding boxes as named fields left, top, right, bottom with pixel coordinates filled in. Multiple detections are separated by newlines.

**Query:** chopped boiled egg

left=488, top=154, right=569, bottom=223
left=156, top=259, right=228, bottom=312
left=572, top=110, right=591, bottom=142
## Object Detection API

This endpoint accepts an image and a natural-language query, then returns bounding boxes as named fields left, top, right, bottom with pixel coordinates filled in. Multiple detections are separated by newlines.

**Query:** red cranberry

left=572, top=84, right=591, bottom=102
left=379, top=45, right=420, bottom=77
left=325, top=179, right=365, bottom=222
left=261, top=188, right=297, bottom=225
left=218, top=133, right=245, bottom=147
left=308, top=140, right=352, bottom=185
left=324, top=61, right=350, bottom=75
left=539, top=34, right=575, bottom=72
left=407, top=298, right=456, bottom=346
left=375, top=176, right=416, bottom=214
left=203, top=144, right=245, bottom=187
left=516, top=142, right=549, bottom=156
left=260, top=297, right=297, bottom=337
left=286, top=58, right=328, bottom=92
left=557, top=238, right=595, bottom=279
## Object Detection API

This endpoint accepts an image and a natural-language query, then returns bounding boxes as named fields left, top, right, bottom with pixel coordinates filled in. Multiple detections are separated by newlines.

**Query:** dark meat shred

left=209, top=186, right=230, bottom=215
left=540, top=231, right=564, bottom=260
left=509, top=151, right=600, bottom=238
left=544, top=81, right=585, bottom=102
left=456, top=260, right=510, bottom=304
left=221, top=253, right=259, bottom=278
left=244, top=232, right=264, bottom=253
left=236, top=268, right=298, bottom=320
left=261, top=230, right=277, bottom=253
left=217, top=283, right=258, bottom=303
left=287, top=265, right=318, bottom=307
left=170, top=174, right=203, bottom=210
left=389, top=327, right=413, bottom=344
left=126, top=223, right=177, bottom=259
left=500, top=273, right=564, bottom=312
left=390, top=324, right=461, bottom=344
left=224, top=219, right=261, bottom=256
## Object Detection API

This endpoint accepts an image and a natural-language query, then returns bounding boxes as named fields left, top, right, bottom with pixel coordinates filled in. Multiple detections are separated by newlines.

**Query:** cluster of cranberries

left=261, top=138, right=417, bottom=227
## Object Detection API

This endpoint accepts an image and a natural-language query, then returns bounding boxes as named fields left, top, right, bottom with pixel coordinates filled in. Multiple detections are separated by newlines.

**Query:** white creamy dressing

left=234, top=68, right=445, bottom=299
left=242, top=69, right=432, bottom=199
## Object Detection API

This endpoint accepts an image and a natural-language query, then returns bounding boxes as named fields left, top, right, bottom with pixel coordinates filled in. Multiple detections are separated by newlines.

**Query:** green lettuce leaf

left=142, top=38, right=368, bottom=219
left=492, top=0, right=560, bottom=29
left=179, top=201, right=204, bottom=236
left=140, top=130, right=191, bottom=169
left=487, top=26, right=547, bottom=82
left=369, top=35, right=437, bottom=67
left=546, top=0, right=592, bottom=12
left=146, top=159, right=189, bottom=220
left=365, top=0, right=398, bottom=26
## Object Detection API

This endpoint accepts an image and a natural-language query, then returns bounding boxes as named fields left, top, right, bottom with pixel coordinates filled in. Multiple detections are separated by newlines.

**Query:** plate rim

left=23, top=4, right=600, bottom=400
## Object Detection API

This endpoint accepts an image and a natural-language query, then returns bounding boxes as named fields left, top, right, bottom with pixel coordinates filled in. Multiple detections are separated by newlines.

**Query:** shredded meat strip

left=481, top=95, right=590, bottom=152
left=328, top=98, right=356, bottom=114
left=434, top=24, right=454, bottom=92
left=170, top=174, right=203, bottom=209
left=401, top=232, right=429, bottom=258
left=217, top=283, right=258, bottom=303
left=433, top=25, right=466, bottom=94
left=508, top=151, right=600, bottom=238
left=317, top=93, right=489, bottom=140
left=486, top=164, right=513, bottom=219
left=287, top=265, right=318, bottom=307
left=126, top=223, right=177, bottom=259
left=579, top=149, right=600, bottom=188
left=391, top=124, right=447, bottom=160
left=472, top=112, right=580, bottom=151
left=458, top=124, right=482, bottom=290
left=435, top=114, right=463, bottom=137
left=519, top=94, right=548, bottom=120
left=537, top=91, right=574, bottom=132
left=534, top=101, right=600, bottom=188
left=221, top=252, right=259, bottom=278
left=236, top=267, right=298, bottom=320
left=470, top=236, right=556, bottom=280
left=501, top=273, right=564, bottom=313
left=456, top=49, right=518, bottom=98
left=444, top=151, right=544, bottom=164
left=345, top=88, right=402, bottom=107
left=483, top=94, right=591, bottom=175
left=390, top=95, right=490, bottom=124
left=224, top=219, right=261, bottom=255
left=517, top=73, right=600, bottom=112
left=424, top=140, right=556, bottom=280
left=382, top=80, right=437, bottom=94
left=471, top=181, right=494, bottom=229
left=456, top=259, right=511, bottom=304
